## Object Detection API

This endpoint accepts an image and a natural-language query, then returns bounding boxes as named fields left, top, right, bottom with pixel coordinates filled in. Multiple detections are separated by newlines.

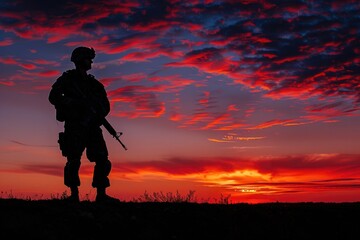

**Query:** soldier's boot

left=65, top=186, right=80, bottom=203
left=95, top=187, right=120, bottom=203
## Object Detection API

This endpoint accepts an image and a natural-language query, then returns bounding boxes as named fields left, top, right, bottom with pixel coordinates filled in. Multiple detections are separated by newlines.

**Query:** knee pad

left=65, top=158, right=81, bottom=169
left=64, top=159, right=81, bottom=187
left=94, top=159, right=111, bottom=175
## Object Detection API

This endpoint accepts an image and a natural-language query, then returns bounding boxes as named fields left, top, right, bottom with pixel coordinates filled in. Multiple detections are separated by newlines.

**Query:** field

left=1, top=198, right=359, bottom=240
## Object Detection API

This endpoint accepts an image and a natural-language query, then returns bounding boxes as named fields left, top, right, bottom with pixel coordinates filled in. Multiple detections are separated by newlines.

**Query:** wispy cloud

left=8, top=153, right=360, bottom=197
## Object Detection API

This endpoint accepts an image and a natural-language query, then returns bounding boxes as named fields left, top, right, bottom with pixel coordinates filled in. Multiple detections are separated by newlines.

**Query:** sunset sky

left=1, top=0, right=360, bottom=203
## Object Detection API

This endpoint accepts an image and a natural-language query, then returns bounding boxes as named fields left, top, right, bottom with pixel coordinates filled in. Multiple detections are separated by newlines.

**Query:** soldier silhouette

left=49, top=46, right=119, bottom=203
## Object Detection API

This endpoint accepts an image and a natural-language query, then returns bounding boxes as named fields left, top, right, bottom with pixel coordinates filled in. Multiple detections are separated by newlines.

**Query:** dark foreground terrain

left=1, top=198, right=359, bottom=240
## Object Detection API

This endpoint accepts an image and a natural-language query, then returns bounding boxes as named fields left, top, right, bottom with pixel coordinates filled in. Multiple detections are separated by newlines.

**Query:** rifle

left=102, top=118, right=128, bottom=150
left=71, top=78, right=128, bottom=150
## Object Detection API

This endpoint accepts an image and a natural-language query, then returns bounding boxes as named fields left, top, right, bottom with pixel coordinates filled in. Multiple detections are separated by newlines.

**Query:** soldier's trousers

left=59, top=124, right=111, bottom=189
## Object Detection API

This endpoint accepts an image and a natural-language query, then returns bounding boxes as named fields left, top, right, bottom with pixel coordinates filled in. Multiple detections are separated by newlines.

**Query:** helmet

left=70, top=46, right=96, bottom=63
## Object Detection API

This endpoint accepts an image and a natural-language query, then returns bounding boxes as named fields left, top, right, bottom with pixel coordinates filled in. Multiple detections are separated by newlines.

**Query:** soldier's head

left=71, top=46, right=95, bottom=71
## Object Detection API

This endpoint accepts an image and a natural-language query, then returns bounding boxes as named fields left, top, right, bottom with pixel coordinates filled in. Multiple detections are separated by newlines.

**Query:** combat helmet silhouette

left=71, top=46, right=96, bottom=63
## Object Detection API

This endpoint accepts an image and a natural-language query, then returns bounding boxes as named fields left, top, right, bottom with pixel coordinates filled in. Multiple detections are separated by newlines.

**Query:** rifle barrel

left=102, top=119, right=127, bottom=150
left=114, top=135, right=128, bottom=150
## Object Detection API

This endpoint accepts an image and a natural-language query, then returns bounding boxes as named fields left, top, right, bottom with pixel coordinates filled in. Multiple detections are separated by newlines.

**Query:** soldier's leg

left=64, top=157, right=81, bottom=188
left=63, top=128, right=85, bottom=201
left=86, top=127, right=119, bottom=202
left=86, top=127, right=110, bottom=189
left=92, top=158, right=111, bottom=189
left=92, top=158, right=120, bottom=203
left=64, top=157, right=81, bottom=202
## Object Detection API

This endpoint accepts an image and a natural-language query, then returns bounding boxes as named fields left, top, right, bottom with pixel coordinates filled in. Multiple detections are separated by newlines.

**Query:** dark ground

left=1, top=198, right=359, bottom=240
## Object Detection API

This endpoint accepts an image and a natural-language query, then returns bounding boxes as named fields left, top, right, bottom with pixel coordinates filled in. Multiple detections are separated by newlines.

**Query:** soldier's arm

left=49, top=76, right=66, bottom=106
left=90, top=78, right=110, bottom=118
left=49, top=74, right=84, bottom=108
left=92, top=87, right=110, bottom=118
left=101, top=87, right=110, bottom=117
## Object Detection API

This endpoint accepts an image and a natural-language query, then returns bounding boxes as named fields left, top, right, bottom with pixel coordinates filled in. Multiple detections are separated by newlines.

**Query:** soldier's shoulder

left=88, top=74, right=100, bottom=82
left=88, top=74, right=105, bottom=88
left=53, top=70, right=75, bottom=87
left=57, top=69, right=76, bottom=80
left=63, top=69, right=77, bottom=77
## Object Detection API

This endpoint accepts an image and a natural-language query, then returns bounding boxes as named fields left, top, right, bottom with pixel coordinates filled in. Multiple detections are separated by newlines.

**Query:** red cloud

left=0, top=38, right=13, bottom=46
left=33, top=59, right=60, bottom=66
left=0, top=80, right=15, bottom=86
left=37, top=70, right=60, bottom=77
left=20, top=63, right=36, bottom=70
left=11, top=153, right=360, bottom=182
left=0, top=57, right=17, bottom=65
left=0, top=57, right=37, bottom=70
left=122, top=49, right=182, bottom=62
left=102, top=35, right=160, bottom=55
left=108, top=85, right=166, bottom=118
left=107, top=154, right=360, bottom=195
left=181, top=112, right=210, bottom=127
left=201, top=113, right=231, bottom=130
left=5, top=146, right=360, bottom=201
left=166, top=47, right=239, bottom=76
left=227, top=104, right=239, bottom=111
left=0, top=1, right=139, bottom=42
left=304, top=101, right=357, bottom=122
left=247, top=119, right=295, bottom=130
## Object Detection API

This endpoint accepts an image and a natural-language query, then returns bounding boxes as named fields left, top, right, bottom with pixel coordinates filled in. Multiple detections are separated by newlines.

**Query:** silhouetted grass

left=1, top=190, right=232, bottom=204
left=131, top=190, right=232, bottom=204
left=1, top=194, right=359, bottom=240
